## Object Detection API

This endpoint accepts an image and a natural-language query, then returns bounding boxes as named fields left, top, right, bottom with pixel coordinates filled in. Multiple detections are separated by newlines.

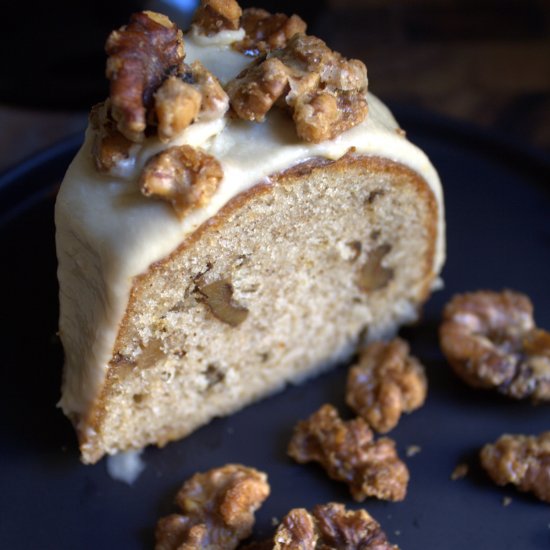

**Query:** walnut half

left=139, top=145, right=223, bottom=218
left=287, top=404, right=409, bottom=502
left=106, top=11, right=185, bottom=142
left=346, top=338, right=427, bottom=433
left=155, top=464, right=270, bottom=550
left=439, top=290, right=550, bottom=401
left=480, top=432, right=550, bottom=503
left=269, top=503, right=399, bottom=550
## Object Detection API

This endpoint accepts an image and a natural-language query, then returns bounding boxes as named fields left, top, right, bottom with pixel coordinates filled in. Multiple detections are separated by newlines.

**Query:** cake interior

left=81, top=155, right=437, bottom=462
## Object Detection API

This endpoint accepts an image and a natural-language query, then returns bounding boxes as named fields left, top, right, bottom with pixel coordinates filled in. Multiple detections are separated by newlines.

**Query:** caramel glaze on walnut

left=139, top=145, right=224, bottom=218
left=106, top=11, right=185, bottom=143
left=226, top=33, right=368, bottom=142
left=244, top=503, right=399, bottom=550
left=234, top=8, right=307, bottom=56
left=480, top=432, right=550, bottom=503
left=155, top=464, right=270, bottom=550
left=346, top=338, right=427, bottom=433
left=439, top=290, right=550, bottom=401
left=287, top=404, right=409, bottom=502
left=192, top=0, right=243, bottom=35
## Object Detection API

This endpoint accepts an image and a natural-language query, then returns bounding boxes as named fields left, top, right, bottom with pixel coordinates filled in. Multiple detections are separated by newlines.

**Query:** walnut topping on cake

left=154, top=61, right=229, bottom=142
left=105, top=11, right=185, bottom=143
left=89, top=101, right=135, bottom=173
left=226, top=33, right=368, bottom=142
left=192, top=0, right=243, bottom=35
left=155, top=464, right=270, bottom=550
left=346, top=339, right=427, bottom=433
left=287, top=404, right=409, bottom=502
left=234, top=8, right=307, bottom=56
left=480, top=432, right=550, bottom=503
left=139, top=145, right=223, bottom=218
left=439, top=290, right=550, bottom=401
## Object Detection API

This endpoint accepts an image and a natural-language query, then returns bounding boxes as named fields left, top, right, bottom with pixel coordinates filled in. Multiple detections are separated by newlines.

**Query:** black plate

left=1, top=110, right=549, bottom=549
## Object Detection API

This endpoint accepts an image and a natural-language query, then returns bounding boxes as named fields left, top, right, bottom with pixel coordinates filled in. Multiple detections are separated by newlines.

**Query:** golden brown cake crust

left=77, top=153, right=438, bottom=463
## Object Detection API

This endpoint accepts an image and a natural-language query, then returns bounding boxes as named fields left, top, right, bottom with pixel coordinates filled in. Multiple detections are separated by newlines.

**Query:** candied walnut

left=234, top=8, right=307, bottom=56
left=192, top=0, right=242, bottom=35
left=357, top=244, right=394, bottom=292
left=251, top=503, right=398, bottom=549
left=154, top=61, right=229, bottom=142
left=155, top=464, right=270, bottom=550
left=89, top=101, right=135, bottom=173
left=139, top=145, right=223, bottom=218
left=287, top=404, right=409, bottom=502
left=106, top=11, right=185, bottom=142
left=154, top=76, right=202, bottom=142
left=196, top=278, right=249, bottom=327
left=346, top=338, right=427, bottom=433
left=187, top=61, right=230, bottom=121
left=480, top=432, right=550, bottom=503
left=439, top=290, right=550, bottom=401
left=226, top=34, right=368, bottom=142
left=227, top=57, right=290, bottom=122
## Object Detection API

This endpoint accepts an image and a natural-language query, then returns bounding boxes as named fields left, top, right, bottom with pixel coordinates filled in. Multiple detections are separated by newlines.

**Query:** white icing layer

left=55, top=32, right=445, bottom=421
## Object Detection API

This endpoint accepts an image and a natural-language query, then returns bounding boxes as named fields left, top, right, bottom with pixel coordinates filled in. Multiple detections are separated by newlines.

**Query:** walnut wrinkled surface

left=266, top=503, right=399, bottom=550
left=192, top=0, right=242, bottom=35
left=234, top=8, right=307, bottom=56
left=227, top=33, right=368, bottom=142
left=89, top=101, right=135, bottom=173
left=287, top=404, right=409, bottom=502
left=439, top=290, right=550, bottom=401
left=106, top=11, right=185, bottom=142
left=480, top=432, right=550, bottom=503
left=155, top=464, right=270, bottom=550
left=139, top=145, right=223, bottom=218
left=196, top=278, right=249, bottom=327
left=154, top=61, right=229, bottom=142
left=346, top=339, right=427, bottom=433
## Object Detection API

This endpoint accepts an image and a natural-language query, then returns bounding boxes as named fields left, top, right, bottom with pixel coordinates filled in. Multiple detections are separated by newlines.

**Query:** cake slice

left=55, top=4, right=445, bottom=464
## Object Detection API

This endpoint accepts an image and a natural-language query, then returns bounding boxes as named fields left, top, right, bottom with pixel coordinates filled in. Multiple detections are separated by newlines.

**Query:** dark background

left=0, top=0, right=549, bottom=171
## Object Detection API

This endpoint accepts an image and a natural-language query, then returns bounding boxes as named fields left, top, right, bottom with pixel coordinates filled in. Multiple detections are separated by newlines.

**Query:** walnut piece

left=192, top=0, right=242, bottom=35
left=267, top=503, right=399, bottom=550
left=439, top=290, right=550, bottom=401
left=106, top=11, right=185, bottom=142
left=234, top=8, right=307, bottom=56
left=357, top=244, right=394, bottom=292
left=155, top=464, right=270, bottom=550
left=480, top=432, right=550, bottom=503
left=346, top=338, right=427, bottom=433
left=154, top=76, right=202, bottom=143
left=154, top=62, right=229, bottom=142
left=196, top=278, right=249, bottom=327
left=89, top=101, right=134, bottom=173
left=227, top=33, right=368, bottom=142
left=139, top=145, right=223, bottom=218
left=287, top=404, right=409, bottom=502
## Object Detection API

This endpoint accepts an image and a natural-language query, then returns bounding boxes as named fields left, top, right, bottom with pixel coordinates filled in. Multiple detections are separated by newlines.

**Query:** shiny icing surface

left=55, top=31, right=445, bottom=422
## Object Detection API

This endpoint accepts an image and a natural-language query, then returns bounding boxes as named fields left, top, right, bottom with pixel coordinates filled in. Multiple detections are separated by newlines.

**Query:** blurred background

left=1, top=0, right=549, bottom=171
